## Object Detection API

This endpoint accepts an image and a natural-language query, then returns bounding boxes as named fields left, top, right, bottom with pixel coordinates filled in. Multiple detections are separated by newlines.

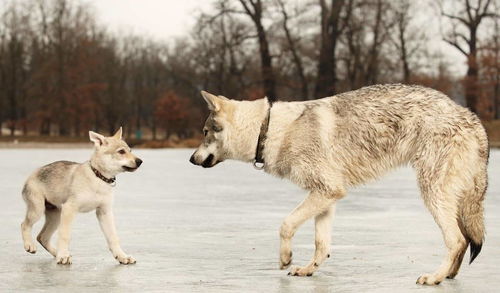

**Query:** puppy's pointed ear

left=113, top=127, right=123, bottom=140
left=201, top=91, right=225, bottom=112
left=89, top=131, right=106, bottom=147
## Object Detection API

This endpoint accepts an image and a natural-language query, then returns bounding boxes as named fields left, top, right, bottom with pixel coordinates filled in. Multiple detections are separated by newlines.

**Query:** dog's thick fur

left=190, top=84, right=489, bottom=285
left=21, top=128, right=142, bottom=265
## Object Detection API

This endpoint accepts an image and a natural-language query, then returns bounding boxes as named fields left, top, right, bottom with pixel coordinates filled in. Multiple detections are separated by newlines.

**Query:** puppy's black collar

left=90, top=164, right=116, bottom=185
left=253, top=98, right=273, bottom=170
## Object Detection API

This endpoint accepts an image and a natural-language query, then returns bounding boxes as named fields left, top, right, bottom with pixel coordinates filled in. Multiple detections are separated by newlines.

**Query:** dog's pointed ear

left=201, top=91, right=225, bottom=112
left=89, top=131, right=106, bottom=147
left=112, top=127, right=123, bottom=140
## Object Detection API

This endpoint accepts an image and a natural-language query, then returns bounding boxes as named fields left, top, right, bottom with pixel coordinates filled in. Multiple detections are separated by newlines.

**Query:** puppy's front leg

left=56, top=205, right=77, bottom=265
left=96, top=205, right=135, bottom=264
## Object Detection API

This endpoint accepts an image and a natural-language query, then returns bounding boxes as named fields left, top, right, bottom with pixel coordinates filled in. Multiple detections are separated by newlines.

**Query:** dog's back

left=22, top=161, right=79, bottom=208
left=327, top=84, right=488, bottom=185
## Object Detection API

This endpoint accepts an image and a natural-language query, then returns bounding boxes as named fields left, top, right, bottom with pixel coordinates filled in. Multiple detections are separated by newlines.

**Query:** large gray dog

left=190, top=84, right=488, bottom=285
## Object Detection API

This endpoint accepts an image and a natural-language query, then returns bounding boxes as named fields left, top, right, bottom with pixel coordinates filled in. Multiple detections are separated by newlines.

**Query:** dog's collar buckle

left=253, top=160, right=265, bottom=170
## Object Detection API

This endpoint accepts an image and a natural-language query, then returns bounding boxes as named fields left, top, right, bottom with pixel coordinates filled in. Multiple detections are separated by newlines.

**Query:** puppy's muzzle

left=123, top=158, right=143, bottom=172
left=135, top=158, right=143, bottom=167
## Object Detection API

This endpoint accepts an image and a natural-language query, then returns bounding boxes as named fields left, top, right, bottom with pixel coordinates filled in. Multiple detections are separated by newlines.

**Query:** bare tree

left=362, top=0, right=394, bottom=85
left=237, top=0, right=277, bottom=99
left=494, top=8, right=500, bottom=118
left=441, top=0, right=499, bottom=117
left=315, top=0, right=346, bottom=97
left=390, top=0, right=425, bottom=83
left=0, top=3, right=31, bottom=136
left=275, top=0, right=308, bottom=99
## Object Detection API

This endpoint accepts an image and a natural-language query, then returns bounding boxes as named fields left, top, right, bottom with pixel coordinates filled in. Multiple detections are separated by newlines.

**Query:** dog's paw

left=115, top=255, right=136, bottom=265
left=287, top=265, right=315, bottom=277
left=280, top=251, right=292, bottom=269
left=56, top=254, right=72, bottom=265
left=24, top=241, right=37, bottom=254
left=416, top=273, right=442, bottom=285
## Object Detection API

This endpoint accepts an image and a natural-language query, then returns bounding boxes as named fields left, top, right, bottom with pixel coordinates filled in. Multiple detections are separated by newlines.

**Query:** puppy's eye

left=213, top=125, right=223, bottom=132
left=118, top=149, right=126, bottom=155
left=203, top=129, right=208, bottom=137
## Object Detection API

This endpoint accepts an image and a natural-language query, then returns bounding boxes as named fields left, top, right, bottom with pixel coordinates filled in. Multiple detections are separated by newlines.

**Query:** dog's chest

left=75, top=188, right=112, bottom=213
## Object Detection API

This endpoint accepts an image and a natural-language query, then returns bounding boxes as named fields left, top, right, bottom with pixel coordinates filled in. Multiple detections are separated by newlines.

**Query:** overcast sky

left=81, top=0, right=211, bottom=41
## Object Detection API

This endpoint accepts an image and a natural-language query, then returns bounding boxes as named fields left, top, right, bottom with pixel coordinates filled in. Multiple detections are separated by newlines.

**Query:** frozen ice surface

left=0, top=148, right=499, bottom=292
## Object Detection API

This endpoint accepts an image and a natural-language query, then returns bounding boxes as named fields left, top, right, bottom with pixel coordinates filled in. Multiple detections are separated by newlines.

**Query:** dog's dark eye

left=203, top=129, right=208, bottom=137
left=118, top=149, right=126, bottom=155
left=213, top=125, right=223, bottom=132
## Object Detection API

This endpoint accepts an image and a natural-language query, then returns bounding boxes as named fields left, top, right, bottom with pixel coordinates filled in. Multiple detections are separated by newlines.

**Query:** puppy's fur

left=21, top=128, right=143, bottom=265
left=190, top=84, right=488, bottom=285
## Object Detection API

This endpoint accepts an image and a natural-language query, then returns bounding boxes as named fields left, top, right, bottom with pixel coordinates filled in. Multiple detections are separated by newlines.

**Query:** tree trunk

left=152, top=123, right=157, bottom=140
left=364, top=0, right=383, bottom=85
left=255, top=14, right=276, bottom=99
left=278, top=0, right=308, bottom=99
left=314, top=0, right=344, bottom=98
left=239, top=0, right=277, bottom=100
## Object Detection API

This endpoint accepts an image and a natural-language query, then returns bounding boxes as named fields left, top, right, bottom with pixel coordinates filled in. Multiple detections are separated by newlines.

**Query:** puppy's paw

left=288, top=265, right=315, bottom=277
left=56, top=253, right=72, bottom=265
left=24, top=241, right=37, bottom=254
left=115, top=255, right=136, bottom=265
left=280, top=251, right=292, bottom=269
left=416, top=273, right=442, bottom=285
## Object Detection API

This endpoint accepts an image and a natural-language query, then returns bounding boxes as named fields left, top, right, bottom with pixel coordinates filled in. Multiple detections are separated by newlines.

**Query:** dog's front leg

left=280, top=191, right=336, bottom=275
left=96, top=205, right=136, bottom=264
left=289, top=203, right=336, bottom=276
left=56, top=205, right=77, bottom=265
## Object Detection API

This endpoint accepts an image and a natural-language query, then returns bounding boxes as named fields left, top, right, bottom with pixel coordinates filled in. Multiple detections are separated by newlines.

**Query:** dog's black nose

left=189, top=154, right=196, bottom=165
left=135, top=158, right=143, bottom=167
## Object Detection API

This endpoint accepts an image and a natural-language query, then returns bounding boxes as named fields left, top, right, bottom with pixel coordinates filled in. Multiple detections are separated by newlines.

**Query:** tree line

left=0, top=0, right=498, bottom=139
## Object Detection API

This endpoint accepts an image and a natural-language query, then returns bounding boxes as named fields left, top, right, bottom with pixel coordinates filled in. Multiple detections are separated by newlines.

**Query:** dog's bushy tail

left=460, top=172, right=487, bottom=265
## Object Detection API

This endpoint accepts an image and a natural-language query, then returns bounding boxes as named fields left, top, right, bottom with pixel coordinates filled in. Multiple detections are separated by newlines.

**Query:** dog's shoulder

left=36, top=160, right=79, bottom=183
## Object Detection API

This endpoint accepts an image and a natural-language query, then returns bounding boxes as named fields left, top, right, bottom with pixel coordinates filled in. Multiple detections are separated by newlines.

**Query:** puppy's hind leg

left=21, top=185, right=44, bottom=254
left=37, top=207, right=61, bottom=257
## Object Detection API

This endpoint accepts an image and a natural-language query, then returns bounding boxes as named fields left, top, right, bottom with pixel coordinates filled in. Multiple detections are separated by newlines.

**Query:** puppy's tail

left=460, top=173, right=487, bottom=265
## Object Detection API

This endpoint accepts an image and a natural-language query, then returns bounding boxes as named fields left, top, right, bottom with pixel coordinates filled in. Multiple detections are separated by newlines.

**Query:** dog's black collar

left=90, top=164, right=116, bottom=185
left=254, top=98, right=273, bottom=170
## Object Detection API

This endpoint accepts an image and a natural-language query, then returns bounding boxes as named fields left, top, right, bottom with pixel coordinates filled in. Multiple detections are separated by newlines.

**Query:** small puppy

left=21, top=128, right=142, bottom=265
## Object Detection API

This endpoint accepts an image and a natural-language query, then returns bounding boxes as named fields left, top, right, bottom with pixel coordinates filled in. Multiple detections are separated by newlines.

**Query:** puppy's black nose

left=189, top=154, right=196, bottom=165
left=135, top=158, right=143, bottom=167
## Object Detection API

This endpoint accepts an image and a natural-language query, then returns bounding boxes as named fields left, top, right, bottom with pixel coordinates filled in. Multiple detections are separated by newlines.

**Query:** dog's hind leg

left=414, top=154, right=469, bottom=285
left=289, top=203, right=336, bottom=276
left=56, top=205, right=77, bottom=265
left=279, top=191, right=336, bottom=273
left=21, top=185, right=44, bottom=254
left=446, top=237, right=468, bottom=279
left=37, top=208, right=61, bottom=257
left=415, top=200, right=467, bottom=285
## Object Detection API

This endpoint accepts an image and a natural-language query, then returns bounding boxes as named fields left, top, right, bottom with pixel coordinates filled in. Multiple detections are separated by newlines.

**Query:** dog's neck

left=228, top=98, right=270, bottom=162
left=89, top=153, right=118, bottom=180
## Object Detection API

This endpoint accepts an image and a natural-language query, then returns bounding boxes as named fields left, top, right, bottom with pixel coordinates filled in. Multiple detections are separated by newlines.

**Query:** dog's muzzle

left=135, top=158, right=143, bottom=167
left=123, top=158, right=143, bottom=172
left=190, top=153, right=219, bottom=168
